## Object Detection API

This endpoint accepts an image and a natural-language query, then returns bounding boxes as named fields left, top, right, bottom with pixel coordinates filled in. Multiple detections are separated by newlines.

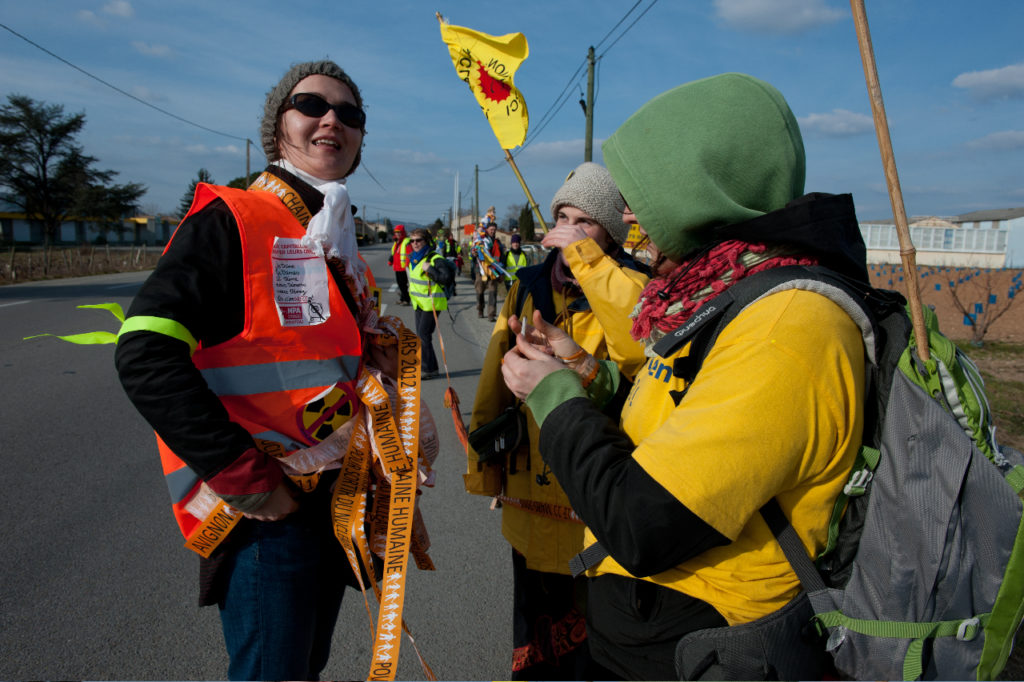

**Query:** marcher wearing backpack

left=643, top=261, right=1024, bottom=681
left=499, top=73, right=869, bottom=680
left=437, top=230, right=462, bottom=296
left=406, top=228, right=451, bottom=380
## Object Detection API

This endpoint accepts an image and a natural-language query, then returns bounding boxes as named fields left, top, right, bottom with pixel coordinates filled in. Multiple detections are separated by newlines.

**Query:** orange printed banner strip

left=183, top=499, right=242, bottom=558
left=395, top=324, right=423, bottom=480
left=367, top=327, right=425, bottom=681
left=495, top=494, right=584, bottom=524
left=358, top=370, right=413, bottom=476
left=331, top=416, right=377, bottom=637
left=367, top=465, right=418, bottom=681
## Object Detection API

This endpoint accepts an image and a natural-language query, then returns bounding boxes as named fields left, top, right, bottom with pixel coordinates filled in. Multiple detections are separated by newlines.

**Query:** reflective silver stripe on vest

left=408, top=275, right=433, bottom=286
left=166, top=465, right=200, bottom=504
left=200, top=355, right=360, bottom=396
left=252, top=430, right=306, bottom=450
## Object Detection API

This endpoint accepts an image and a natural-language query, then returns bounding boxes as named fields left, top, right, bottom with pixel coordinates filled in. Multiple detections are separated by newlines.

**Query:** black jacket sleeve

left=538, top=396, right=729, bottom=577
left=114, top=199, right=256, bottom=481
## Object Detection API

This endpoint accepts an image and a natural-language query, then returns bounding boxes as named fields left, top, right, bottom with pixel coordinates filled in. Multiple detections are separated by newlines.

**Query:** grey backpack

left=655, top=265, right=1024, bottom=680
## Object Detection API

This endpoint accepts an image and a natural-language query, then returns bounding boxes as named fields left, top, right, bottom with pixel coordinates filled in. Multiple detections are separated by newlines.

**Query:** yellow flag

left=439, top=18, right=529, bottom=149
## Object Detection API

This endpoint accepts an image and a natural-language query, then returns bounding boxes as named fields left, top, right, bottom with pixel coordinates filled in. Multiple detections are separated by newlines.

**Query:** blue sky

left=1, top=0, right=1021, bottom=226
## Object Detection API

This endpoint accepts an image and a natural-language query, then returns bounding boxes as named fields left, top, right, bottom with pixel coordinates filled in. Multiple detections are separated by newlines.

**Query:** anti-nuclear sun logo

left=476, top=61, right=511, bottom=102
left=299, top=383, right=356, bottom=442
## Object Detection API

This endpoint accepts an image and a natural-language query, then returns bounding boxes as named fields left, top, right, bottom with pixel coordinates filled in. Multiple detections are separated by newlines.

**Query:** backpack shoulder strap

left=652, top=265, right=881, bottom=383
left=570, top=265, right=883, bottom=577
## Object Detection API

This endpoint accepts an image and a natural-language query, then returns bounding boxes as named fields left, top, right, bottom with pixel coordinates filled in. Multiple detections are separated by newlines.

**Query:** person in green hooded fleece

left=499, top=72, right=871, bottom=680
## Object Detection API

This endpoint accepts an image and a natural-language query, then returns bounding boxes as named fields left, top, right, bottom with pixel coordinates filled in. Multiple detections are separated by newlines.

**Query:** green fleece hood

left=602, top=73, right=805, bottom=261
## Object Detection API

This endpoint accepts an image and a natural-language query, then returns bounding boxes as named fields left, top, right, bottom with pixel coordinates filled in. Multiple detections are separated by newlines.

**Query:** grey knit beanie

left=260, top=60, right=365, bottom=175
left=550, top=162, right=628, bottom=246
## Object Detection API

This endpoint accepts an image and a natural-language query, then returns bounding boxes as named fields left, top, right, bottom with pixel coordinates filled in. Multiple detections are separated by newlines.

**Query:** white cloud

left=714, top=0, right=845, bottom=34
left=127, top=86, right=168, bottom=103
left=966, top=130, right=1024, bottom=150
left=181, top=143, right=241, bottom=156
left=387, top=149, right=446, bottom=165
left=132, top=41, right=173, bottom=58
left=102, top=0, right=134, bottom=18
left=952, top=63, right=1024, bottom=100
left=517, top=138, right=601, bottom=164
left=77, top=10, right=103, bottom=27
left=798, top=109, right=873, bottom=136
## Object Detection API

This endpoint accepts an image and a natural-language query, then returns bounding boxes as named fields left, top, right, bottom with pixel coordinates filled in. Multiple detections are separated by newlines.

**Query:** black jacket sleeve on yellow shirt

left=538, top=396, right=729, bottom=577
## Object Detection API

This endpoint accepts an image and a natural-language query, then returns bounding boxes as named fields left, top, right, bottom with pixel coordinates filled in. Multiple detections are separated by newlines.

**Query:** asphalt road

left=0, top=243, right=513, bottom=680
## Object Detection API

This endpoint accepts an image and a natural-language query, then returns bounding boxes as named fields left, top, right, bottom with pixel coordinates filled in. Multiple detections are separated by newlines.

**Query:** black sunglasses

left=409, top=237, right=426, bottom=243
left=284, top=93, right=366, bottom=129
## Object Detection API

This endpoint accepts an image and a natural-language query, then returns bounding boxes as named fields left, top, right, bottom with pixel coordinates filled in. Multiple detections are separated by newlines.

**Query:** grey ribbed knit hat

left=550, top=162, right=628, bottom=246
left=260, top=60, right=365, bottom=175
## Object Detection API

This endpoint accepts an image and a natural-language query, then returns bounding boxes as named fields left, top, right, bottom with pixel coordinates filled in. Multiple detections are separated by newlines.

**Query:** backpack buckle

left=844, top=469, right=873, bottom=496
left=956, top=617, right=980, bottom=641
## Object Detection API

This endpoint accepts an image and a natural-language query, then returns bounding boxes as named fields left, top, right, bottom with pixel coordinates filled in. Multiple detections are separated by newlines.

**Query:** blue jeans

left=217, top=511, right=351, bottom=681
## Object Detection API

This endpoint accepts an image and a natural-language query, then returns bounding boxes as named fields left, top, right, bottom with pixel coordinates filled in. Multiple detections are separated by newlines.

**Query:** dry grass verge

left=1, top=245, right=162, bottom=283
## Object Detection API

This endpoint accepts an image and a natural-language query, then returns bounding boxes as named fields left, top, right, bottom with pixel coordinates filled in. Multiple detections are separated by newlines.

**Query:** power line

left=594, top=0, right=645, bottom=51
left=491, top=0, right=659, bottom=169
left=0, top=21, right=249, bottom=143
left=359, top=162, right=387, bottom=191
left=597, top=0, right=661, bottom=58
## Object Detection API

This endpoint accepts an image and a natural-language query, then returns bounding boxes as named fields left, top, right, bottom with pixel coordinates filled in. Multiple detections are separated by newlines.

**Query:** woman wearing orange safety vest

left=115, top=61, right=376, bottom=681
left=388, top=224, right=412, bottom=305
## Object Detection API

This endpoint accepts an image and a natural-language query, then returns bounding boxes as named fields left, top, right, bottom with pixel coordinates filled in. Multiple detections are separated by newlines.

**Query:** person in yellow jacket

left=466, top=162, right=649, bottom=679
left=406, top=228, right=452, bottom=380
left=500, top=74, right=868, bottom=680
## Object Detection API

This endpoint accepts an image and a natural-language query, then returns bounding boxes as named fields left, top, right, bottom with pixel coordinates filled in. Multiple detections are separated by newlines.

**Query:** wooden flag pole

left=504, top=149, right=550, bottom=234
left=850, top=0, right=930, bottom=361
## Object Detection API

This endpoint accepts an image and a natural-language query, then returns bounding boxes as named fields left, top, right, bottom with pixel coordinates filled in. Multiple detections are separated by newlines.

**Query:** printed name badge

left=272, top=237, right=331, bottom=327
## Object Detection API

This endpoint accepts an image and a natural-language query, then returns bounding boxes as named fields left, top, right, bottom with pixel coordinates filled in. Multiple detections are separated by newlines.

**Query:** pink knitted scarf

left=630, top=240, right=818, bottom=344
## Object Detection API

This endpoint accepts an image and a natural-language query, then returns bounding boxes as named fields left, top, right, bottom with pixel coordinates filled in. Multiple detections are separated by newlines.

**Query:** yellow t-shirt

left=586, top=288, right=865, bottom=624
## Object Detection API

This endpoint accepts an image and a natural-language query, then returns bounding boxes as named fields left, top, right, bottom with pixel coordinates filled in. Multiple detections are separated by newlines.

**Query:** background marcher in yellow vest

left=388, top=224, right=412, bottom=305
left=503, top=233, right=529, bottom=290
left=466, top=162, right=649, bottom=680
left=436, top=229, right=462, bottom=296
left=115, top=60, right=378, bottom=681
left=406, top=227, right=453, bottom=380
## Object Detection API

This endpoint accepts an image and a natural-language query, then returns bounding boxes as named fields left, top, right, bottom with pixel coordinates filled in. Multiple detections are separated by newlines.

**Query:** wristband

left=577, top=356, right=600, bottom=389
left=557, top=347, right=587, bottom=364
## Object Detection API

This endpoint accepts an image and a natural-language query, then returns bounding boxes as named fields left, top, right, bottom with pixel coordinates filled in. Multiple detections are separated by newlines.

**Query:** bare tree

left=944, top=267, right=1021, bottom=346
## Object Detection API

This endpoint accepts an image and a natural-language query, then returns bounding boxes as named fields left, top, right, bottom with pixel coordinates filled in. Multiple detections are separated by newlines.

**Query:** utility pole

left=452, top=171, right=459, bottom=234
left=474, top=164, right=480, bottom=229
left=584, top=46, right=595, bottom=162
left=245, top=139, right=252, bottom=185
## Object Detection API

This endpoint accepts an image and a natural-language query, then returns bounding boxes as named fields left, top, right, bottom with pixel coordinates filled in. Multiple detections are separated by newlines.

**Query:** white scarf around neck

left=274, top=159, right=368, bottom=297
